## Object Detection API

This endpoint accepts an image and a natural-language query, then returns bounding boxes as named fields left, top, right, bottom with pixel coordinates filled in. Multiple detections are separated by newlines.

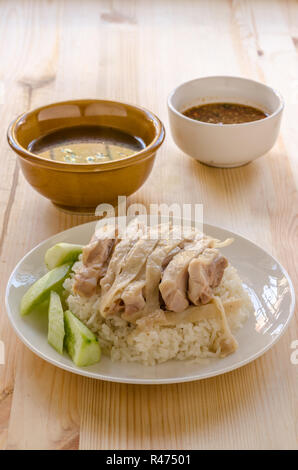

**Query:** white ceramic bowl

left=168, top=76, right=284, bottom=168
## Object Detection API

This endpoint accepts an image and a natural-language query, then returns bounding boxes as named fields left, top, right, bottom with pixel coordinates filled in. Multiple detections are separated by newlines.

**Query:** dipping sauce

left=28, top=126, right=145, bottom=163
left=183, top=102, right=268, bottom=125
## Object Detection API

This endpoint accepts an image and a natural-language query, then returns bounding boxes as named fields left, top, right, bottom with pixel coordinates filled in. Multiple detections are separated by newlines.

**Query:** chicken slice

left=188, top=248, right=228, bottom=305
left=100, top=218, right=145, bottom=296
left=121, top=278, right=146, bottom=316
left=73, top=224, right=117, bottom=297
left=159, top=237, right=212, bottom=312
left=144, top=227, right=192, bottom=313
left=121, top=224, right=183, bottom=320
left=100, top=226, right=160, bottom=317
left=161, top=246, right=181, bottom=270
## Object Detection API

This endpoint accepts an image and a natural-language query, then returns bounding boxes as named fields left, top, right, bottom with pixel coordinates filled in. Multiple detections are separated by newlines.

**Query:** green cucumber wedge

left=20, top=263, right=72, bottom=316
left=44, top=243, right=83, bottom=270
left=48, top=291, right=65, bottom=354
left=64, top=310, right=101, bottom=367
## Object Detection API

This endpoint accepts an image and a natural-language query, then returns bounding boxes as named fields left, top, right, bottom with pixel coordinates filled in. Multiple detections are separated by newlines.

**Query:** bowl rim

left=167, top=75, right=284, bottom=128
left=7, top=99, right=165, bottom=171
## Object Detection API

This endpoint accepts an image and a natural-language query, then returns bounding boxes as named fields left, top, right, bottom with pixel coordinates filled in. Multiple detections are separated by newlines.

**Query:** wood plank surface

left=0, top=0, right=297, bottom=450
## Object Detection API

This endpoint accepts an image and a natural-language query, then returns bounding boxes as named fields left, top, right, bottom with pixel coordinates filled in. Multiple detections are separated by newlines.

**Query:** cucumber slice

left=20, top=263, right=72, bottom=316
left=48, top=291, right=65, bottom=354
left=64, top=310, right=101, bottom=367
left=44, top=243, right=83, bottom=270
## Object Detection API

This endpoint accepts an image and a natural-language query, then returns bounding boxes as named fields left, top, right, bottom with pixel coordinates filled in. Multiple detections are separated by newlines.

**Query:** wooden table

left=0, top=0, right=297, bottom=450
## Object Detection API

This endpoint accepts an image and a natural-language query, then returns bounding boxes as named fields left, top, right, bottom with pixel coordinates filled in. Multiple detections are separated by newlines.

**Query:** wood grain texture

left=0, top=0, right=297, bottom=450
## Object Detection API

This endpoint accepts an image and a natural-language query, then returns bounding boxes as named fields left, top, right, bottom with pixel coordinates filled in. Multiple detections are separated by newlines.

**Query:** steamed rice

left=63, top=259, right=252, bottom=366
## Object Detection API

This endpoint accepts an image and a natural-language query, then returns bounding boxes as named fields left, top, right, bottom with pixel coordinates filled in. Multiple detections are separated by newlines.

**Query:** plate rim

left=5, top=219, right=296, bottom=384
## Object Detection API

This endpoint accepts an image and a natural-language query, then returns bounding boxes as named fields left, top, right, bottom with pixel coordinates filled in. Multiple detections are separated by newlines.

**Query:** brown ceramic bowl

left=7, top=99, right=165, bottom=213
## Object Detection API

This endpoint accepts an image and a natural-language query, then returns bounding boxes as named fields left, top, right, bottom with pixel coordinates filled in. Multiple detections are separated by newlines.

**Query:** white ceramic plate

left=6, top=220, right=295, bottom=384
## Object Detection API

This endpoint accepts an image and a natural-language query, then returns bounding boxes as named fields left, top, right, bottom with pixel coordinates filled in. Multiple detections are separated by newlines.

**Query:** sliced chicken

left=100, top=226, right=160, bottom=317
left=100, top=218, right=145, bottom=296
left=188, top=248, right=228, bottom=305
left=161, top=246, right=181, bottom=270
left=120, top=225, right=184, bottom=320
left=159, top=237, right=213, bottom=312
left=160, top=236, right=199, bottom=271
left=73, top=224, right=117, bottom=297
left=143, top=225, right=185, bottom=311
left=121, top=279, right=146, bottom=316
left=74, top=219, right=231, bottom=328
left=159, top=227, right=207, bottom=271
